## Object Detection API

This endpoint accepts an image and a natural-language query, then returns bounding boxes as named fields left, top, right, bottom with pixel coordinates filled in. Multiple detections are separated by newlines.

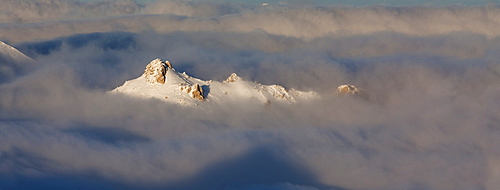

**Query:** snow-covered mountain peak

left=111, top=58, right=318, bottom=106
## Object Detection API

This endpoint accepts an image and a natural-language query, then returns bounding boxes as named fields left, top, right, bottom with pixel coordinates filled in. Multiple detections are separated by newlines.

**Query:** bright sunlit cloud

left=0, top=1, right=499, bottom=190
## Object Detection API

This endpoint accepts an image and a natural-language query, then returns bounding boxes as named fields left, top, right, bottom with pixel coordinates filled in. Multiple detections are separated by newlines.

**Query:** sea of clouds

left=1, top=0, right=500, bottom=189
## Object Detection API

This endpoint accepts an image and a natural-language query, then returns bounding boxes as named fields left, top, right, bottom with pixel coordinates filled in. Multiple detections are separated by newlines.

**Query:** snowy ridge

left=0, top=41, right=34, bottom=63
left=111, top=58, right=318, bottom=106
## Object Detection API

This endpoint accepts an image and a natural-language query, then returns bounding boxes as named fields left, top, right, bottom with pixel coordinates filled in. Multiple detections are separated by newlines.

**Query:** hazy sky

left=81, top=0, right=500, bottom=6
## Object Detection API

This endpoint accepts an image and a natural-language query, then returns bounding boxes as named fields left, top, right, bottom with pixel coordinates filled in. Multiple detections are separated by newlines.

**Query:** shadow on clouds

left=0, top=145, right=342, bottom=190
left=18, top=32, right=137, bottom=58
left=160, top=146, right=342, bottom=190
left=63, top=125, right=150, bottom=145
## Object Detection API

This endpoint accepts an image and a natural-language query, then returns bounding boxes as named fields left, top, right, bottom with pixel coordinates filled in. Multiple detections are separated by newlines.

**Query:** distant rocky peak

left=224, top=73, right=241, bottom=83
left=336, top=84, right=370, bottom=100
left=144, top=58, right=171, bottom=84
left=336, top=84, right=360, bottom=95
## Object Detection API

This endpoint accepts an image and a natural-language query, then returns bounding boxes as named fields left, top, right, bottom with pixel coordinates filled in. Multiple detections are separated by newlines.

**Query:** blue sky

left=81, top=0, right=500, bottom=6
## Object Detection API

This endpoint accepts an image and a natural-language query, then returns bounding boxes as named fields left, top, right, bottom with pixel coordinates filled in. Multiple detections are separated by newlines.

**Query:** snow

left=110, top=59, right=318, bottom=106
left=0, top=41, right=34, bottom=63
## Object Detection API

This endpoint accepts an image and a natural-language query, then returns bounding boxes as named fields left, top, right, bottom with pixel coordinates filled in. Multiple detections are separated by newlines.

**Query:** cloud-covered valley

left=1, top=0, right=500, bottom=189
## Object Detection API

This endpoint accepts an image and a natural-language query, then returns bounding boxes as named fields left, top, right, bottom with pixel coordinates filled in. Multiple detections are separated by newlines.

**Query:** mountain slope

left=110, top=58, right=318, bottom=106
left=0, top=41, right=34, bottom=63
left=0, top=40, right=35, bottom=83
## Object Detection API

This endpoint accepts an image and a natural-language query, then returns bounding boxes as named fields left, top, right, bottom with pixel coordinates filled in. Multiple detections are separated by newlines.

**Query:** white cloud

left=1, top=1, right=500, bottom=190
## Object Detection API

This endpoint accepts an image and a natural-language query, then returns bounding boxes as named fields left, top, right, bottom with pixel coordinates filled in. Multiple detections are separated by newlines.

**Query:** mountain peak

left=144, top=58, right=169, bottom=84
left=224, top=73, right=241, bottom=83
left=111, top=58, right=318, bottom=106
left=336, top=84, right=360, bottom=95
left=336, top=84, right=369, bottom=100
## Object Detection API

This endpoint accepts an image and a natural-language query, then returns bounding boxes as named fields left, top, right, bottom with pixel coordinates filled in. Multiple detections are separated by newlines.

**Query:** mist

left=1, top=0, right=500, bottom=190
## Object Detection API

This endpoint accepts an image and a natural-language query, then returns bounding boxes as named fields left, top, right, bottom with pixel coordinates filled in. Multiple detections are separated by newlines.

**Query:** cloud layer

left=3, top=1, right=500, bottom=43
left=1, top=1, right=500, bottom=190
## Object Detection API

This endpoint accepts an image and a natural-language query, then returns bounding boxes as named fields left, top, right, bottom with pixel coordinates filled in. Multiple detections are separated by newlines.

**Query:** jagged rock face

left=180, top=83, right=205, bottom=101
left=144, top=58, right=168, bottom=84
left=165, top=61, right=173, bottom=69
left=336, top=84, right=360, bottom=95
left=224, top=73, right=241, bottom=83
left=191, top=84, right=204, bottom=101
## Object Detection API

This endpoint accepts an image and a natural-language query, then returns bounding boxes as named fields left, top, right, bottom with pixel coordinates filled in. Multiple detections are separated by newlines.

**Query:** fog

left=1, top=0, right=500, bottom=190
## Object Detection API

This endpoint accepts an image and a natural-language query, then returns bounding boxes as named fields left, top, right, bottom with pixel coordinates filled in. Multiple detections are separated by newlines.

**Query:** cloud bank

left=3, top=1, right=500, bottom=43
left=1, top=1, right=500, bottom=190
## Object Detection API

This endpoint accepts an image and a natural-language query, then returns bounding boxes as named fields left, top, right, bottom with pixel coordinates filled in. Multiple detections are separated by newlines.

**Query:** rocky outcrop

left=144, top=58, right=168, bottom=84
left=336, top=84, right=361, bottom=95
left=336, top=84, right=369, bottom=99
left=224, top=73, right=241, bottom=83
left=191, top=84, right=204, bottom=101
left=180, top=83, right=205, bottom=101
left=165, top=60, right=173, bottom=69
